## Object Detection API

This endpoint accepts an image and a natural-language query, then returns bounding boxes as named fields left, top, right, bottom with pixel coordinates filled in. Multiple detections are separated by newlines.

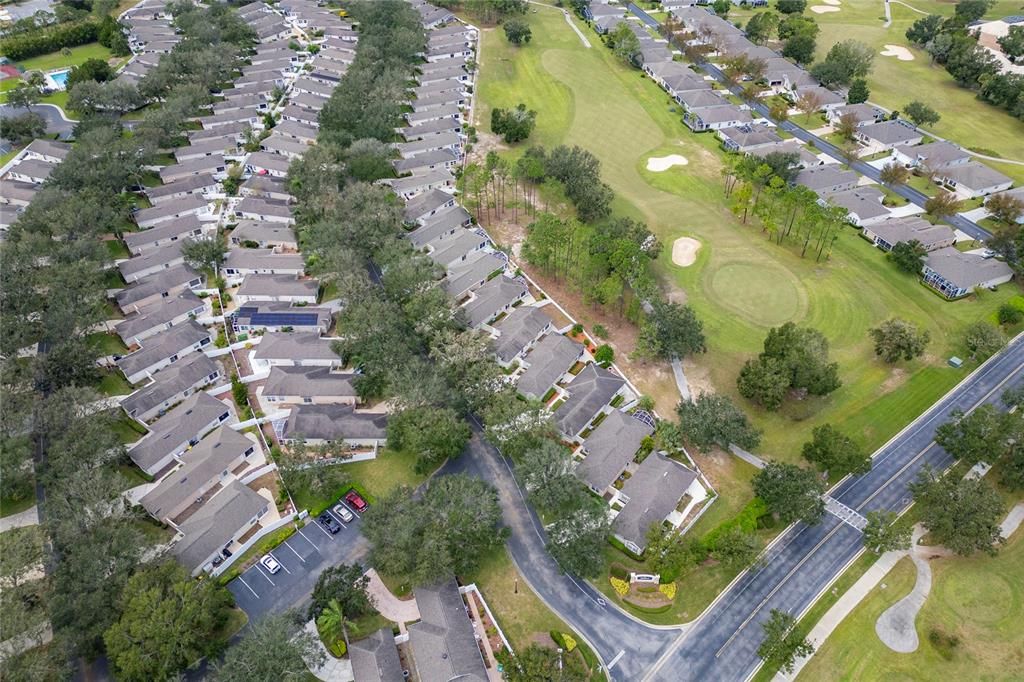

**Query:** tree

left=745, top=11, right=780, bottom=45
left=316, top=599, right=358, bottom=650
left=386, top=405, right=471, bottom=473
left=758, top=609, right=815, bottom=674
left=594, top=344, right=614, bottom=364
left=308, top=563, right=372, bottom=621
left=66, top=57, right=113, bottom=90
left=879, top=161, right=910, bottom=186
left=910, top=469, right=1004, bottom=556
left=934, top=405, right=1011, bottom=466
left=887, top=239, right=927, bottom=274
left=517, top=439, right=582, bottom=513
left=634, top=300, right=706, bottom=360
left=752, top=462, right=826, bottom=525
left=998, top=24, right=1024, bottom=62
left=998, top=302, right=1023, bottom=325
left=546, top=494, right=612, bottom=577
left=985, top=192, right=1024, bottom=225
left=711, top=527, right=761, bottom=571
left=7, top=82, right=40, bottom=109
left=863, top=510, right=912, bottom=553
left=869, top=318, right=930, bottom=363
left=362, top=475, right=506, bottom=586
left=906, top=14, right=943, bottom=46
left=782, top=32, right=816, bottom=65
left=846, top=77, right=870, bottom=104
left=801, top=424, right=870, bottom=477
left=344, top=137, right=394, bottom=183
left=810, top=40, right=875, bottom=87
left=924, top=190, right=963, bottom=219
left=834, top=111, right=858, bottom=142
left=795, top=89, right=823, bottom=121
left=0, top=112, right=46, bottom=144
left=491, top=103, right=537, bottom=143
left=496, top=644, right=588, bottom=682
left=104, top=561, right=233, bottom=682
left=0, top=527, right=43, bottom=590
left=751, top=322, right=841, bottom=399
left=213, top=612, right=324, bottom=682
left=608, top=21, right=641, bottom=66
left=181, top=235, right=223, bottom=273
left=503, top=18, right=532, bottom=45
left=775, top=0, right=806, bottom=13
left=712, top=0, right=731, bottom=17
left=953, top=0, right=995, bottom=26
left=676, top=393, right=761, bottom=452
left=961, top=321, right=1004, bottom=359
left=737, top=356, right=789, bottom=410
left=903, top=100, right=940, bottom=127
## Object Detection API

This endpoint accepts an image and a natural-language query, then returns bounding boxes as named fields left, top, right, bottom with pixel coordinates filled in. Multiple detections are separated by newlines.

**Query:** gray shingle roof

left=462, top=275, right=527, bottom=328
left=349, top=628, right=404, bottom=682
left=409, top=579, right=487, bottom=682
left=223, top=248, right=305, bottom=272
left=795, top=165, right=858, bottom=193
left=612, top=452, right=699, bottom=550
left=867, top=216, right=954, bottom=250
left=122, top=352, right=220, bottom=419
left=145, top=173, right=218, bottom=201
left=230, top=221, right=297, bottom=246
left=263, top=366, right=357, bottom=399
left=409, top=206, right=472, bottom=248
left=116, top=291, right=205, bottom=343
left=822, top=187, right=889, bottom=221
left=283, top=404, right=387, bottom=441
left=554, top=364, right=626, bottom=437
left=115, top=265, right=204, bottom=310
left=118, top=241, right=185, bottom=279
left=129, top=391, right=232, bottom=472
left=404, top=188, right=455, bottom=223
left=492, top=306, right=551, bottom=364
left=122, top=214, right=204, bottom=252
left=237, top=274, right=318, bottom=299
left=895, top=141, right=969, bottom=169
left=116, top=320, right=211, bottom=379
left=517, top=333, right=584, bottom=400
left=172, top=481, right=268, bottom=570
left=858, top=120, right=921, bottom=145
left=924, top=247, right=1014, bottom=290
left=252, top=332, right=341, bottom=364
left=936, top=161, right=1012, bottom=191
left=141, top=428, right=258, bottom=519
left=576, top=410, right=655, bottom=492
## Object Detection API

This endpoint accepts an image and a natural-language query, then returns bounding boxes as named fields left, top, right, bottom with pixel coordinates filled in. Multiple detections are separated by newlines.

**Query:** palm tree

left=316, top=599, right=359, bottom=652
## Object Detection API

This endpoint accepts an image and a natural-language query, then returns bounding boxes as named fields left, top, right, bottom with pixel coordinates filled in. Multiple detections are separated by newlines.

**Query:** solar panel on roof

left=249, top=313, right=320, bottom=326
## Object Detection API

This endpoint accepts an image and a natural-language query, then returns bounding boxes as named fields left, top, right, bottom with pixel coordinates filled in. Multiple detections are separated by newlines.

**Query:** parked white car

left=260, top=554, right=282, bottom=574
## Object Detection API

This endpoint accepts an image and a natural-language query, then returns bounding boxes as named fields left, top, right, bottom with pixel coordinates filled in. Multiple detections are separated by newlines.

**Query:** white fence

left=461, top=584, right=514, bottom=656
left=240, top=462, right=278, bottom=485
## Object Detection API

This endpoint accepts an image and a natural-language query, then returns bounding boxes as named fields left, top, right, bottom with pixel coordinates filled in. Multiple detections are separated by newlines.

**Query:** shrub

left=997, top=303, right=1023, bottom=326
left=0, top=19, right=100, bottom=61
left=701, top=497, right=769, bottom=551
left=659, top=567, right=679, bottom=584
left=593, top=324, right=608, bottom=338
left=594, top=344, right=614, bottom=364
left=610, top=577, right=630, bottom=596
left=609, top=562, right=629, bottom=580
left=549, top=630, right=564, bottom=648
left=659, top=582, right=677, bottom=600
left=561, top=633, right=577, bottom=652
left=571, top=323, right=584, bottom=335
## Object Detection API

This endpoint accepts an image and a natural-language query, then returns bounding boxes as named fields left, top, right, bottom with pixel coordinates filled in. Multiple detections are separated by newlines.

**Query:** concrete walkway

left=729, top=444, right=767, bottom=469
left=1000, top=503, right=1024, bottom=540
left=301, top=620, right=353, bottom=682
left=671, top=357, right=691, bottom=402
left=365, top=568, right=420, bottom=625
left=874, top=547, right=930, bottom=652
left=0, top=506, right=38, bottom=532
left=562, top=9, right=592, bottom=48
left=0, top=623, right=52, bottom=662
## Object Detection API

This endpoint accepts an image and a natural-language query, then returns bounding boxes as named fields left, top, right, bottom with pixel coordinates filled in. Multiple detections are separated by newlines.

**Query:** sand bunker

left=810, top=5, right=841, bottom=12
left=822, top=0, right=841, bottom=5
left=880, top=44, right=915, bottom=61
left=647, top=154, right=689, bottom=172
left=672, top=237, right=701, bottom=267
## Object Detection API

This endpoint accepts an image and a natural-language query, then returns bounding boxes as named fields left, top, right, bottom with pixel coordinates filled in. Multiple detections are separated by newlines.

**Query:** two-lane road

left=644, top=334, right=1024, bottom=681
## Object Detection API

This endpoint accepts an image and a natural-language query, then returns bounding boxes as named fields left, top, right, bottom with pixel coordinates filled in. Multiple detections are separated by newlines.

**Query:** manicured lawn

left=87, top=332, right=129, bottom=356
left=288, top=449, right=426, bottom=516
left=474, top=6, right=1023, bottom=464
left=17, top=42, right=118, bottom=73
left=0, top=489, right=36, bottom=518
left=799, top=527, right=1024, bottom=681
left=97, top=368, right=134, bottom=396
left=105, top=239, right=130, bottom=260
left=810, top=0, right=1024, bottom=185
left=0, top=145, right=23, bottom=166
left=111, top=415, right=148, bottom=445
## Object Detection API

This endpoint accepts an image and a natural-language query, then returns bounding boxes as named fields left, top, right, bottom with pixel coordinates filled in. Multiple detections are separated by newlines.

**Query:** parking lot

left=228, top=500, right=370, bottom=622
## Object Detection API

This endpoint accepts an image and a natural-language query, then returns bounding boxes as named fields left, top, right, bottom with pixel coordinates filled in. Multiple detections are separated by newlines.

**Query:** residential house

left=461, top=275, right=528, bottom=329
left=116, top=321, right=214, bottom=384
left=612, top=452, right=702, bottom=555
left=124, top=215, right=208, bottom=256
left=350, top=629, right=404, bottom=682
left=575, top=410, right=655, bottom=496
left=240, top=174, right=294, bottom=203
left=271, top=120, right=319, bottom=146
left=134, top=196, right=210, bottom=229
left=116, top=292, right=208, bottom=346
left=145, top=173, right=220, bottom=205
left=128, top=391, right=234, bottom=476
left=826, top=103, right=886, bottom=128
left=140, top=429, right=260, bottom=524
left=280, top=104, right=321, bottom=126
left=232, top=304, right=332, bottom=334
left=400, top=118, right=463, bottom=140
left=6, top=158, right=56, bottom=185
left=492, top=306, right=553, bottom=368
left=261, top=366, right=358, bottom=406
left=795, top=165, right=859, bottom=195
left=279, top=404, right=387, bottom=448
left=408, top=205, right=473, bottom=248
left=250, top=332, right=343, bottom=373
left=516, top=333, right=585, bottom=400
left=114, top=265, right=205, bottom=315
left=822, top=187, right=891, bottom=227
left=554, top=364, right=628, bottom=442
left=407, top=579, right=489, bottom=682
left=891, top=140, right=970, bottom=171
left=222, top=249, right=305, bottom=282
left=854, top=121, right=923, bottom=153
left=443, top=251, right=507, bottom=301
left=933, top=162, right=1013, bottom=199
left=717, top=124, right=782, bottom=153
left=234, top=197, right=295, bottom=224
left=171, top=480, right=270, bottom=575
left=230, top=222, right=298, bottom=250
left=122, top=352, right=223, bottom=422
left=260, top=133, right=310, bottom=160
left=677, top=89, right=729, bottom=112
left=683, top=104, right=753, bottom=132
left=425, top=228, right=488, bottom=269
left=386, top=169, right=456, bottom=200
left=985, top=186, right=1024, bottom=223
left=245, top=151, right=293, bottom=178
left=118, top=242, right=186, bottom=283
left=236, top=274, right=318, bottom=305
left=922, top=247, right=1014, bottom=298
left=159, top=155, right=227, bottom=183
left=22, top=138, right=71, bottom=163
left=404, top=188, right=457, bottom=224
left=392, top=149, right=459, bottom=176
left=862, top=216, right=956, bottom=252
left=395, top=132, right=462, bottom=159
left=790, top=85, right=844, bottom=110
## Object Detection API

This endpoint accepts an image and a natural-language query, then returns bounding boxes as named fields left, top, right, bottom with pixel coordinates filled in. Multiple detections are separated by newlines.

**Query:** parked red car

left=344, top=489, right=368, bottom=512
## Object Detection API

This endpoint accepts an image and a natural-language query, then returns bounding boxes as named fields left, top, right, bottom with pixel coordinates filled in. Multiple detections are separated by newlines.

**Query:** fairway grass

left=474, top=6, right=1023, bottom=461
left=799, top=529, right=1024, bottom=680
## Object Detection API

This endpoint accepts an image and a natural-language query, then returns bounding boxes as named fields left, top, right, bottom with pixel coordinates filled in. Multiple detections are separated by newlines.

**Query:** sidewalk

left=365, top=569, right=420, bottom=627
left=0, top=506, right=38, bottom=533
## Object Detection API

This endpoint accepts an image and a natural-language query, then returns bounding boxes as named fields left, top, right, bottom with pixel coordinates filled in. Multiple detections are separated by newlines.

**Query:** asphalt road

left=0, top=104, right=76, bottom=139
left=226, top=501, right=369, bottom=621
left=627, top=2, right=993, bottom=242
left=644, top=334, right=1024, bottom=681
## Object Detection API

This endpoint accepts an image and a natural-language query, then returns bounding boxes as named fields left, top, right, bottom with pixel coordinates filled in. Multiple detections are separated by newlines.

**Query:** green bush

left=659, top=568, right=678, bottom=584
left=609, top=562, right=629, bottom=580
left=549, top=630, right=564, bottom=648
left=701, top=497, right=769, bottom=551
left=593, top=324, right=608, bottom=338
left=997, top=302, right=1023, bottom=326
left=1, top=20, right=100, bottom=61
left=607, top=535, right=644, bottom=561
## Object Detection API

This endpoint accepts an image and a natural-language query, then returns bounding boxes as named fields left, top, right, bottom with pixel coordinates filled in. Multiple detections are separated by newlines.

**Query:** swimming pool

left=45, top=69, right=71, bottom=91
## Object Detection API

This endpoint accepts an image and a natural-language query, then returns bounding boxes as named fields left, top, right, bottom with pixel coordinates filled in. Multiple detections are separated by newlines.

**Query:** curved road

left=0, top=103, right=76, bottom=138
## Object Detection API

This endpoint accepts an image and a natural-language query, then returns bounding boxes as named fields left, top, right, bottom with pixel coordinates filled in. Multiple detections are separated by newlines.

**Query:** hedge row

left=700, top=497, right=769, bottom=552
left=1, top=19, right=99, bottom=61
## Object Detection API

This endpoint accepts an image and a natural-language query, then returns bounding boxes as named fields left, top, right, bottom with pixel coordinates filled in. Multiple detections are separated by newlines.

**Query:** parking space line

left=326, top=508, right=348, bottom=528
left=340, top=501, right=361, bottom=519
left=277, top=558, right=292, bottom=575
left=237, top=576, right=259, bottom=598
left=296, top=527, right=322, bottom=553
left=310, top=518, right=334, bottom=538
left=255, top=566, right=275, bottom=586
left=283, top=541, right=305, bottom=563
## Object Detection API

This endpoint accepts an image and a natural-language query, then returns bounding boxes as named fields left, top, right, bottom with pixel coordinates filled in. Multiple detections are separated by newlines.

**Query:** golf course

left=474, top=3, right=1024, bottom=461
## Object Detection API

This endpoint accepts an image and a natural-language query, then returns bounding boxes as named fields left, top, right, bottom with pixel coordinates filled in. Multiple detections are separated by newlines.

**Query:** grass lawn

left=0, top=490, right=36, bottom=518
left=96, top=368, right=134, bottom=396
left=105, top=239, right=130, bottom=260
left=288, top=449, right=426, bottom=516
left=111, top=415, right=148, bottom=445
left=17, top=42, right=119, bottom=73
left=0, top=145, right=24, bottom=166
left=87, top=332, right=129, bottom=356
left=799, top=527, right=1024, bottom=681
left=465, top=547, right=600, bottom=672
left=213, top=607, right=249, bottom=643
left=474, top=5, right=1024, bottom=464
left=809, top=0, right=1024, bottom=185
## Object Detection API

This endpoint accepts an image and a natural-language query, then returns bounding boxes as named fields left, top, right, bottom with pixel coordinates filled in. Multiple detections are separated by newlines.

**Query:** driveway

left=0, top=104, right=76, bottom=139
left=227, top=500, right=369, bottom=621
